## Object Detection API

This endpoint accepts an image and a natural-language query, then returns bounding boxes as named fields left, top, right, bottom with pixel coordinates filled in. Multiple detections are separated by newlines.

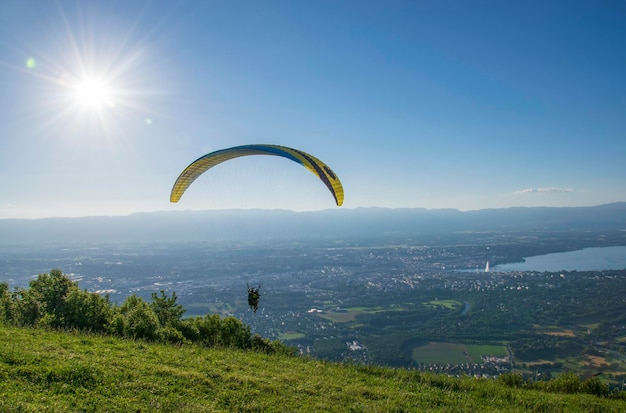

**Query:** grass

left=465, top=344, right=508, bottom=360
left=1, top=326, right=625, bottom=412
left=319, top=306, right=405, bottom=323
left=319, top=301, right=463, bottom=324
left=279, top=332, right=306, bottom=340
left=412, top=342, right=468, bottom=364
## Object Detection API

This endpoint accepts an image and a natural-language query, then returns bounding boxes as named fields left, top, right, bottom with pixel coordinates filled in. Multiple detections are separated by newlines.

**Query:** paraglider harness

left=247, top=283, right=261, bottom=313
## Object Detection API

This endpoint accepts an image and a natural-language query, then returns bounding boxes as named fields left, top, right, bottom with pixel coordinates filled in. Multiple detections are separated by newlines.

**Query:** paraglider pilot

left=247, top=284, right=261, bottom=313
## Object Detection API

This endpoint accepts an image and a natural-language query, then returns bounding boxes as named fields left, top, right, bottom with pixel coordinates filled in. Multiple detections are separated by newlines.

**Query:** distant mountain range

left=1, top=202, right=626, bottom=244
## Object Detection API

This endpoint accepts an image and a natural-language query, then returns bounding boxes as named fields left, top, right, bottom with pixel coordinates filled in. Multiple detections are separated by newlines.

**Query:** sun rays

left=9, top=3, right=173, bottom=142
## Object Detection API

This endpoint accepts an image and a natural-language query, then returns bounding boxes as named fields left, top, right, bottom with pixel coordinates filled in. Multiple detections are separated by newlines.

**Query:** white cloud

left=514, top=187, right=574, bottom=195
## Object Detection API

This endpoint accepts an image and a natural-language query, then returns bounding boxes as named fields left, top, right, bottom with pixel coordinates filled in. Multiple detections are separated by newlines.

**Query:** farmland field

left=280, top=332, right=306, bottom=340
left=411, top=342, right=468, bottom=364
left=465, top=344, right=508, bottom=362
left=318, top=306, right=405, bottom=323
left=411, top=342, right=508, bottom=365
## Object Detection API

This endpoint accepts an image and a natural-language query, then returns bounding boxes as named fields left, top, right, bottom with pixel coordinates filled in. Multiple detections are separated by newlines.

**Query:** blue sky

left=1, top=0, right=624, bottom=219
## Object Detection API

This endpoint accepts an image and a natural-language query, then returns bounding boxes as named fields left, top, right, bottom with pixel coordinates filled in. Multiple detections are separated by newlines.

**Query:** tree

left=547, top=371, right=580, bottom=394
left=150, top=290, right=185, bottom=328
left=221, top=316, right=252, bottom=349
left=581, top=376, right=610, bottom=397
left=0, top=282, right=13, bottom=324
left=11, top=287, right=42, bottom=326
left=64, top=289, right=112, bottom=332
left=2, top=268, right=291, bottom=354
left=112, top=295, right=160, bottom=340
left=28, top=269, right=75, bottom=327
left=184, top=314, right=223, bottom=346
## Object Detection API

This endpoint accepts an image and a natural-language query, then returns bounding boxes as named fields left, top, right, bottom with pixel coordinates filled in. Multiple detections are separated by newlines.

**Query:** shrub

left=63, top=289, right=112, bottom=332
left=497, top=372, right=524, bottom=388
left=0, top=282, right=12, bottom=325
left=581, top=376, right=609, bottom=398
left=2, top=268, right=294, bottom=357
left=547, top=371, right=580, bottom=394
left=12, top=288, right=42, bottom=326
left=188, top=314, right=225, bottom=347
left=157, top=326, right=187, bottom=345
left=28, top=269, right=74, bottom=327
left=150, top=290, right=185, bottom=327
left=115, top=295, right=160, bottom=340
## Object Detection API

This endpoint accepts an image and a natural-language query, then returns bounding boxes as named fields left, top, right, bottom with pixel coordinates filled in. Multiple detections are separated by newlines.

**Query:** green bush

left=115, top=295, right=160, bottom=340
left=497, top=372, right=525, bottom=388
left=1, top=269, right=292, bottom=355
left=157, top=325, right=187, bottom=345
left=63, top=288, right=112, bottom=332
left=29, top=269, right=74, bottom=328
left=581, top=376, right=609, bottom=397
left=150, top=290, right=185, bottom=327
left=547, top=371, right=581, bottom=394
left=0, top=282, right=12, bottom=325
left=12, top=288, right=42, bottom=326
left=184, top=314, right=224, bottom=346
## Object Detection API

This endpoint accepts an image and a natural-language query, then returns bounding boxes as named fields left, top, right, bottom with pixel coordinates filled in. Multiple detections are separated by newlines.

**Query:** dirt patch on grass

left=543, top=330, right=575, bottom=337
left=586, top=355, right=609, bottom=367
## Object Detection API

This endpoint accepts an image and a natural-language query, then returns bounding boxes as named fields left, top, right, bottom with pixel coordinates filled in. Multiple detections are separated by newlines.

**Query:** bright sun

left=18, top=2, right=165, bottom=133
left=73, top=77, right=115, bottom=108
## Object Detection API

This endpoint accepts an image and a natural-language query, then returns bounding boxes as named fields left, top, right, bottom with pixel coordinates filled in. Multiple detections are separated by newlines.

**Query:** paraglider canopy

left=170, top=144, right=344, bottom=206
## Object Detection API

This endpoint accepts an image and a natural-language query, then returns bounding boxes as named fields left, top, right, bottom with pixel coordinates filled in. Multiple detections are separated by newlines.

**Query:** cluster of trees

left=0, top=269, right=293, bottom=355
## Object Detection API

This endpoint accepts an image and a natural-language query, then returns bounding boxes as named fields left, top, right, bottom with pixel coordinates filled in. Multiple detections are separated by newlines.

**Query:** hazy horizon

left=1, top=200, right=624, bottom=221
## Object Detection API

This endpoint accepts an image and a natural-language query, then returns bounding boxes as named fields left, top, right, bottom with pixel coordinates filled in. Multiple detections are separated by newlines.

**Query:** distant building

left=346, top=341, right=366, bottom=351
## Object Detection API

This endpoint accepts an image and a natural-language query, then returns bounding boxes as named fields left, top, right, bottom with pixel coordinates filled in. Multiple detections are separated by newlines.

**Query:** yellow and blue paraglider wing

left=170, top=144, right=344, bottom=206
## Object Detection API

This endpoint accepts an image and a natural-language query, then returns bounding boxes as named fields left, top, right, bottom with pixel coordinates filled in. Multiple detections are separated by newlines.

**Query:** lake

left=492, top=245, right=626, bottom=272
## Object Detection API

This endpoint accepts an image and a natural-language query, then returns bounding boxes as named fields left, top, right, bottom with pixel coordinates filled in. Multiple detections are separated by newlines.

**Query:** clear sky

left=1, top=0, right=625, bottom=219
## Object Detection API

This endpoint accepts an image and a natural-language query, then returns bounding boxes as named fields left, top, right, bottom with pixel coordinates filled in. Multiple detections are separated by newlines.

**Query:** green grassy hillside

left=1, top=327, right=625, bottom=412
